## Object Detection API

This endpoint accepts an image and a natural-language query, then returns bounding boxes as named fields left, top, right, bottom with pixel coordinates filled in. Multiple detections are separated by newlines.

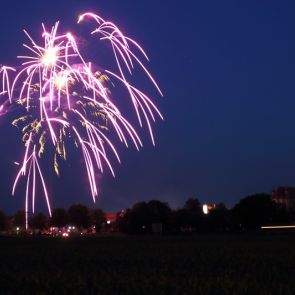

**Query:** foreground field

left=0, top=234, right=294, bottom=294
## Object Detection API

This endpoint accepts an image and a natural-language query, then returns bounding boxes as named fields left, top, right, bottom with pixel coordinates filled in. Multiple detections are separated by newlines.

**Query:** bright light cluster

left=42, top=47, right=59, bottom=67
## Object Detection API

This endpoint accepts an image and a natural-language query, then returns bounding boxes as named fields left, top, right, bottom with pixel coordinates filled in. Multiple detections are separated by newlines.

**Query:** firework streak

left=0, top=12, right=162, bottom=228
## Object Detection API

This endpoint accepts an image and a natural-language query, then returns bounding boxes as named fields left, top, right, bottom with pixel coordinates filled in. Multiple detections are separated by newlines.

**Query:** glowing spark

left=55, top=73, right=68, bottom=89
left=42, top=47, right=59, bottom=67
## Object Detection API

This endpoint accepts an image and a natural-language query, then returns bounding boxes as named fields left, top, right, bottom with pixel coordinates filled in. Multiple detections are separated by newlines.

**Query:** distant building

left=272, top=187, right=295, bottom=210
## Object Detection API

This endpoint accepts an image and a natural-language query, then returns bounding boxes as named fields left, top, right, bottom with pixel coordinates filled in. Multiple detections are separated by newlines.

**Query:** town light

left=203, top=204, right=209, bottom=214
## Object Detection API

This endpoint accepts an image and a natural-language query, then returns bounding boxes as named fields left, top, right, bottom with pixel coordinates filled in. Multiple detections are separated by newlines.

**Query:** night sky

left=0, top=0, right=295, bottom=214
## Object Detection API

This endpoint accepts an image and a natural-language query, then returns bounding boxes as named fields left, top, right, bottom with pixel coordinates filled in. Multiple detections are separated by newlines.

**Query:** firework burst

left=0, top=12, right=163, bottom=229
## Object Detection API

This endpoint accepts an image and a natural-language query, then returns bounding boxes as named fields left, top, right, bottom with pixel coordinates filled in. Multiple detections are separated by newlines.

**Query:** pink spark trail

left=0, top=12, right=163, bottom=229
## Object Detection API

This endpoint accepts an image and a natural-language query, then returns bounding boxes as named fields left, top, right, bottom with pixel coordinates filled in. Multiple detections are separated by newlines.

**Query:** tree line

left=0, top=193, right=291, bottom=234
left=0, top=205, right=106, bottom=233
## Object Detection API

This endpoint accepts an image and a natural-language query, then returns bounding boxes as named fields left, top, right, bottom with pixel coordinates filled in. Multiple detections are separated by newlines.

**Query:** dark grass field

left=1, top=234, right=295, bottom=295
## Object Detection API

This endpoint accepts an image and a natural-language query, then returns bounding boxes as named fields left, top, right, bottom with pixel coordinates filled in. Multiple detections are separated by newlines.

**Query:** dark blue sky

left=0, top=0, right=295, bottom=214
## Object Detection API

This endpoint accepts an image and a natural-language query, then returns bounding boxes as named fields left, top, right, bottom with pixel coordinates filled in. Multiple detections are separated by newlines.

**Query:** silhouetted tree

left=172, top=208, right=188, bottom=230
left=118, top=200, right=172, bottom=233
left=273, top=205, right=290, bottom=224
left=232, top=193, right=276, bottom=230
left=13, top=210, right=25, bottom=229
left=208, top=203, right=230, bottom=232
left=126, top=201, right=150, bottom=233
left=185, top=198, right=202, bottom=212
left=148, top=200, right=172, bottom=223
left=90, top=209, right=106, bottom=232
left=183, top=198, right=204, bottom=231
left=116, top=209, right=131, bottom=233
left=29, top=213, right=48, bottom=231
left=50, top=208, right=68, bottom=228
left=68, top=204, right=90, bottom=229
left=0, top=211, right=9, bottom=231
